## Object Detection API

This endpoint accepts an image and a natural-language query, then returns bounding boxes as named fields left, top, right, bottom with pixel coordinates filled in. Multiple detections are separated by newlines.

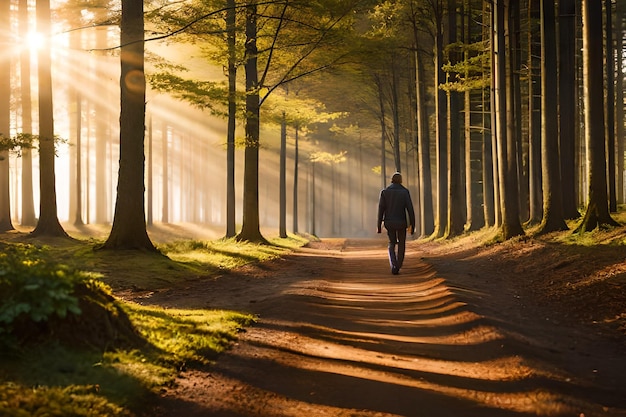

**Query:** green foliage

left=0, top=244, right=95, bottom=332
left=124, top=304, right=255, bottom=366
left=160, top=237, right=289, bottom=270
left=147, top=72, right=230, bottom=116
left=0, top=383, right=131, bottom=417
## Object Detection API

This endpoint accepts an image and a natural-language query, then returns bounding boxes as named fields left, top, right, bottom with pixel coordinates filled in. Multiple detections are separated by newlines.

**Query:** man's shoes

left=391, top=266, right=399, bottom=275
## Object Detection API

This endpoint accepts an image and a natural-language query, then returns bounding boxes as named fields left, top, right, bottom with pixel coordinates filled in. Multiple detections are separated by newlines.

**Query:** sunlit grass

left=122, top=303, right=255, bottom=367
left=0, top=232, right=288, bottom=417
left=0, top=302, right=255, bottom=417
left=160, top=233, right=309, bottom=272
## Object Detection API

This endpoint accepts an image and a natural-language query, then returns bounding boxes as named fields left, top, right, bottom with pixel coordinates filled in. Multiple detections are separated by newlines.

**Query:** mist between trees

left=0, top=0, right=623, bottom=246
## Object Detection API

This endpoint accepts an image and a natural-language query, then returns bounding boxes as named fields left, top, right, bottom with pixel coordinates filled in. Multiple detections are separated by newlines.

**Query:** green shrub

left=0, top=244, right=93, bottom=332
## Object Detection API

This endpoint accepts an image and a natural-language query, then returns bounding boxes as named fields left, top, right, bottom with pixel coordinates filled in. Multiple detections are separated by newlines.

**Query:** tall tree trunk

left=95, top=24, right=109, bottom=224
left=528, top=0, right=542, bottom=224
left=225, top=0, right=237, bottom=237
left=433, top=1, right=448, bottom=238
left=616, top=0, right=625, bottom=204
left=415, top=46, right=434, bottom=236
left=147, top=114, right=153, bottom=226
left=103, top=0, right=156, bottom=250
left=32, top=0, right=67, bottom=237
left=391, top=58, right=401, bottom=173
left=0, top=0, right=13, bottom=232
left=161, top=122, right=169, bottom=223
left=279, top=112, right=287, bottom=238
left=559, top=0, right=579, bottom=219
left=605, top=0, right=617, bottom=212
left=511, top=0, right=527, bottom=223
left=69, top=26, right=84, bottom=226
left=237, top=3, right=267, bottom=243
left=376, top=74, right=387, bottom=190
left=538, top=0, right=568, bottom=233
left=482, top=0, right=495, bottom=227
left=576, top=0, right=619, bottom=232
left=495, top=0, right=524, bottom=240
left=293, top=125, right=299, bottom=233
left=19, top=0, right=36, bottom=227
left=464, top=0, right=484, bottom=232
left=446, top=0, right=464, bottom=238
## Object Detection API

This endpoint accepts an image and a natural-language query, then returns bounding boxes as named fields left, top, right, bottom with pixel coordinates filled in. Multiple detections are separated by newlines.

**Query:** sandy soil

left=126, top=237, right=626, bottom=417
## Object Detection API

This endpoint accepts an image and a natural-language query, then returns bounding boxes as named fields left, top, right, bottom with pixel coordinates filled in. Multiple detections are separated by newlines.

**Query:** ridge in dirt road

left=142, top=238, right=626, bottom=417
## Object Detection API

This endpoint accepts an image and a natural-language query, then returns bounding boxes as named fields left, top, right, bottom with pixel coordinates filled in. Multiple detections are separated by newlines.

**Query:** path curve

left=143, top=238, right=626, bottom=417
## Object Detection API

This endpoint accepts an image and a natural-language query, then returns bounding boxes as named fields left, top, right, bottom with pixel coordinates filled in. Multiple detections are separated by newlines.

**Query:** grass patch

left=0, top=300, right=255, bottom=417
left=0, top=231, right=301, bottom=417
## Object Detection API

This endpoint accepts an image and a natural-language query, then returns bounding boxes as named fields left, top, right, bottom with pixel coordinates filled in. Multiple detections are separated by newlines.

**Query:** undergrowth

left=0, top=232, right=301, bottom=417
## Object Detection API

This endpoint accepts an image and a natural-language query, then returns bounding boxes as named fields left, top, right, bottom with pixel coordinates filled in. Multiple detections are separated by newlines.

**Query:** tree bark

left=19, top=0, right=36, bottom=227
left=103, top=0, right=156, bottom=250
left=0, top=0, right=13, bottom=232
left=558, top=0, right=579, bottom=219
left=279, top=112, right=287, bottom=238
left=414, top=47, right=434, bottom=237
left=237, top=3, right=268, bottom=244
left=225, top=0, right=237, bottom=238
left=616, top=0, right=625, bottom=204
left=433, top=1, right=448, bottom=238
left=446, top=0, right=464, bottom=238
left=527, top=0, right=542, bottom=224
left=538, top=0, right=568, bottom=234
left=605, top=0, right=617, bottom=212
left=31, top=0, right=67, bottom=238
left=495, top=0, right=524, bottom=240
left=293, top=125, right=300, bottom=233
left=576, top=0, right=619, bottom=232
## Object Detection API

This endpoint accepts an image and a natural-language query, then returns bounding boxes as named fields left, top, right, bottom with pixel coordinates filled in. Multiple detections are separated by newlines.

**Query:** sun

left=25, top=31, right=46, bottom=50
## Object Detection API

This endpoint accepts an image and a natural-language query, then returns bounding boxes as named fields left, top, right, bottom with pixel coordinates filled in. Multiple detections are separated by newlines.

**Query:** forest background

left=0, top=0, right=622, bottom=247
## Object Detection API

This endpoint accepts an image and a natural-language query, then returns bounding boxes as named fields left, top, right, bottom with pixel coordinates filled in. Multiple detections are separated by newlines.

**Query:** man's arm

left=377, top=190, right=385, bottom=233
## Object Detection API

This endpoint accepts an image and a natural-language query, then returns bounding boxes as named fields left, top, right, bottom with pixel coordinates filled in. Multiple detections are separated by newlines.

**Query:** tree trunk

left=511, top=0, right=527, bottom=223
left=375, top=74, right=387, bottom=190
left=538, top=0, right=568, bottom=234
left=279, top=112, right=287, bottom=238
left=147, top=115, right=153, bottom=226
left=391, top=58, right=401, bottom=173
left=293, top=125, right=299, bottom=233
left=464, top=0, right=484, bottom=232
left=19, top=0, right=36, bottom=227
left=225, top=0, right=237, bottom=238
left=237, top=3, right=268, bottom=244
left=433, top=3, right=448, bottom=238
left=161, top=122, right=169, bottom=223
left=482, top=0, right=495, bottom=227
left=527, top=0, right=542, bottom=224
left=414, top=47, right=434, bottom=237
left=495, top=0, right=524, bottom=240
left=446, top=0, right=464, bottom=238
left=616, top=0, right=625, bottom=204
left=559, top=0, right=579, bottom=219
left=95, top=25, right=109, bottom=224
left=0, top=0, right=13, bottom=232
left=31, top=0, right=67, bottom=238
left=605, top=0, right=617, bottom=212
left=576, top=0, right=619, bottom=232
left=103, top=0, right=156, bottom=251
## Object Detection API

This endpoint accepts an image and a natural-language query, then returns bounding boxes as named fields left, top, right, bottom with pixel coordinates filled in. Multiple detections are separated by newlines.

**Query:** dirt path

left=137, top=238, right=626, bottom=417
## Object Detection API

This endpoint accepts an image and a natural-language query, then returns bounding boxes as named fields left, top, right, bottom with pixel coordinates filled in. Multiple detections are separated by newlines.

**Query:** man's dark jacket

left=377, top=183, right=416, bottom=231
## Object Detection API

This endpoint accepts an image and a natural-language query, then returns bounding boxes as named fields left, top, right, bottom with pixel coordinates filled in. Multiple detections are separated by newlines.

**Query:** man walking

left=377, top=172, right=416, bottom=274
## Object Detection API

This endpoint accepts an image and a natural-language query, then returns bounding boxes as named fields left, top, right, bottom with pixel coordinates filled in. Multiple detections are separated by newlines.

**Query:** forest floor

left=120, top=229, right=626, bottom=417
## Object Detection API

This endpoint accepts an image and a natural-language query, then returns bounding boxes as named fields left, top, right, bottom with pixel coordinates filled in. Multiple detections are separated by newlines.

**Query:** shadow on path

left=148, top=239, right=626, bottom=417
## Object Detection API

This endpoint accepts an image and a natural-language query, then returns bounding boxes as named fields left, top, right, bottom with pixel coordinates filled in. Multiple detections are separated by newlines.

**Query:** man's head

left=391, top=172, right=402, bottom=184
